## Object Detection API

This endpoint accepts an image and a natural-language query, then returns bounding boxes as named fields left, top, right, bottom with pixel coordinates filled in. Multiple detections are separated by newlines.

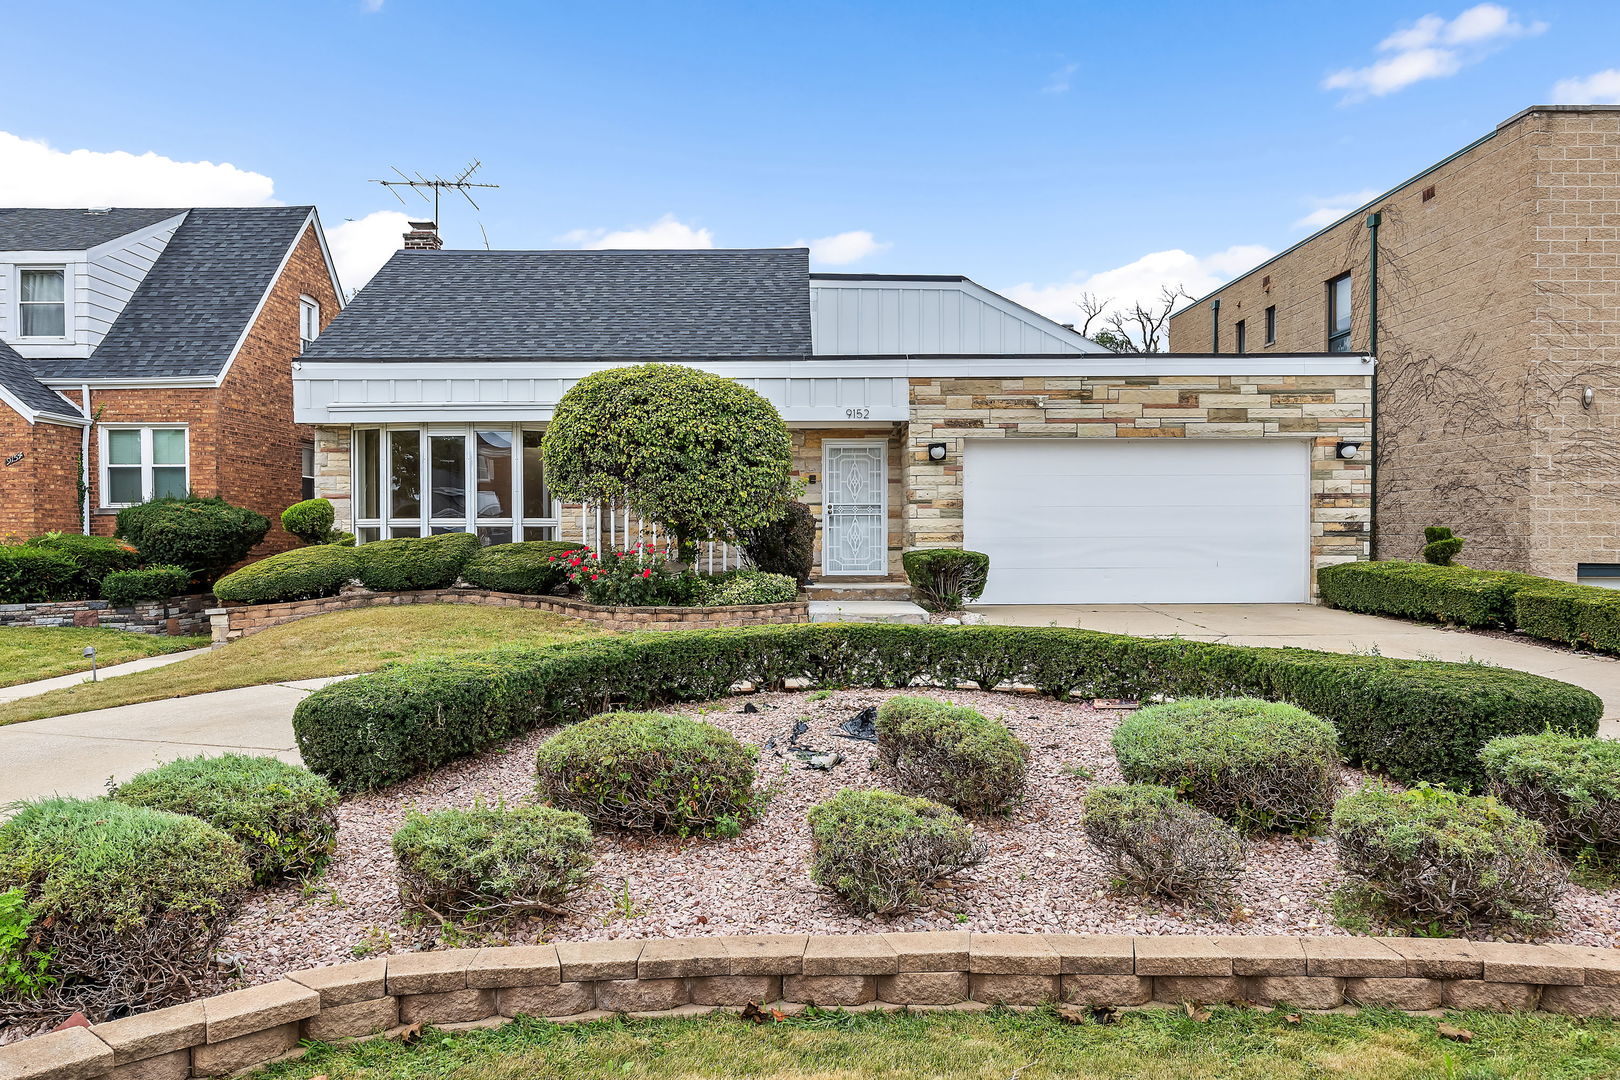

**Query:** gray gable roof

left=39, top=206, right=316, bottom=380
left=0, top=340, right=80, bottom=418
left=0, top=208, right=185, bottom=250
left=302, top=248, right=812, bottom=361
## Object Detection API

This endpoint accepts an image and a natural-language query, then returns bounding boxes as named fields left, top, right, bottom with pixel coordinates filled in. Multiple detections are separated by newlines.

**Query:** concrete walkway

left=975, top=603, right=1620, bottom=734
left=0, top=648, right=211, bottom=705
left=0, top=677, right=344, bottom=806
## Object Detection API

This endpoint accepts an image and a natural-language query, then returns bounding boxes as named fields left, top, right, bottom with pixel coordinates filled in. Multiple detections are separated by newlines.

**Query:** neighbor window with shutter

left=101, top=426, right=189, bottom=507
left=18, top=268, right=67, bottom=338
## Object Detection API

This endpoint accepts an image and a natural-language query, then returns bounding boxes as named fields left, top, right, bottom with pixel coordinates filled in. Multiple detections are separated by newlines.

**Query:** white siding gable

left=810, top=276, right=1100, bottom=355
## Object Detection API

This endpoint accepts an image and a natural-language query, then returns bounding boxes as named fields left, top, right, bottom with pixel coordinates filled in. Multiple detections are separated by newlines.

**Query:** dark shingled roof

left=0, top=340, right=80, bottom=418
left=41, top=206, right=316, bottom=380
left=0, top=208, right=185, bottom=250
left=302, top=248, right=812, bottom=361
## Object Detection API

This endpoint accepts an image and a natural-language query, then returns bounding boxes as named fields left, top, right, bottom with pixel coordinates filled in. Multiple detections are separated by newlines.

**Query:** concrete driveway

left=974, top=603, right=1620, bottom=734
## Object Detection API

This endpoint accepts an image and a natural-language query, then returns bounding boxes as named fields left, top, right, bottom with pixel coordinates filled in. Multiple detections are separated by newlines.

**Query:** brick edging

left=6, top=933, right=1618, bottom=1077
left=210, top=588, right=810, bottom=643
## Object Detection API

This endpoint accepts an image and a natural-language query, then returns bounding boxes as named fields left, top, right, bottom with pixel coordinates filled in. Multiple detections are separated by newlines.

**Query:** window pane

left=522, top=430, right=550, bottom=519
left=389, top=525, right=422, bottom=539
left=107, top=429, right=142, bottom=465
left=430, top=434, right=467, bottom=519
left=357, top=526, right=381, bottom=544
left=108, top=467, right=142, bottom=505
left=389, top=430, right=421, bottom=518
left=152, top=467, right=188, bottom=499
left=1331, top=275, right=1352, bottom=334
left=20, top=270, right=64, bottom=302
left=475, top=430, right=512, bottom=518
left=151, top=429, right=185, bottom=465
left=477, top=526, right=513, bottom=546
left=19, top=303, right=65, bottom=337
left=356, top=430, right=381, bottom=520
left=520, top=524, right=556, bottom=542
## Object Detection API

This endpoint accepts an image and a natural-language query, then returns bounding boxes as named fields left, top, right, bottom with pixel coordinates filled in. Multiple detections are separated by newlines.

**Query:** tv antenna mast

left=368, top=160, right=499, bottom=230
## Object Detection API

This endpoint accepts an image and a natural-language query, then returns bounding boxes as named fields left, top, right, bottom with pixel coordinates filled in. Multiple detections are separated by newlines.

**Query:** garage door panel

left=964, top=439, right=1309, bottom=604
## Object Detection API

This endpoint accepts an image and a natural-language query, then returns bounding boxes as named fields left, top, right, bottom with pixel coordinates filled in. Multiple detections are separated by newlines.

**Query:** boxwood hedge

left=356, top=532, right=480, bottom=592
left=460, top=540, right=583, bottom=595
left=213, top=544, right=359, bottom=605
left=291, top=624, right=1601, bottom=794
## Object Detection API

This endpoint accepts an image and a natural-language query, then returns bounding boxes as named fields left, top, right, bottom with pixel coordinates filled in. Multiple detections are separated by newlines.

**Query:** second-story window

left=1327, top=273, right=1352, bottom=352
left=1234, top=319, right=1247, bottom=355
left=1264, top=305, right=1277, bottom=346
left=299, top=295, right=321, bottom=347
left=19, top=268, right=66, bottom=338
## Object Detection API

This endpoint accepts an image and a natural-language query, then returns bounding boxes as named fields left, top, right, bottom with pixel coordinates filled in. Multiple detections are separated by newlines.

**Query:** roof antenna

left=478, top=221, right=492, bottom=251
left=368, top=160, right=500, bottom=238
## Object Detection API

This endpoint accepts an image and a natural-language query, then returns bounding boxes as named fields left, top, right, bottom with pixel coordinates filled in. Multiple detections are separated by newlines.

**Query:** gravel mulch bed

left=216, top=688, right=1620, bottom=987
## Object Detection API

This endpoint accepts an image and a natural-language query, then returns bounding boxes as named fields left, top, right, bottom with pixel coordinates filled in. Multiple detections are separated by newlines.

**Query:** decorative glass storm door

left=823, top=441, right=888, bottom=575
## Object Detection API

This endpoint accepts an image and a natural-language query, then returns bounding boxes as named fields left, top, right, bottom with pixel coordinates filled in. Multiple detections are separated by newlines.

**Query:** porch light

left=1336, top=440, right=1363, bottom=460
left=927, top=442, right=948, bottom=462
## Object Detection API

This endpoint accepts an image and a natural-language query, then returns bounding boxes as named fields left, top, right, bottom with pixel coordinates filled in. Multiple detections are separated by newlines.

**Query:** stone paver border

left=3, top=933, right=1618, bottom=1078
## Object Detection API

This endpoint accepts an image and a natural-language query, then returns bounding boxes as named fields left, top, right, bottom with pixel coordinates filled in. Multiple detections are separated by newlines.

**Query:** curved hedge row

left=292, top=625, right=1602, bottom=794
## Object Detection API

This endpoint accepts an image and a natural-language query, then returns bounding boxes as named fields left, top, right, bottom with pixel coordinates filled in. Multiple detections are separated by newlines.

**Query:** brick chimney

left=403, top=220, right=442, bottom=250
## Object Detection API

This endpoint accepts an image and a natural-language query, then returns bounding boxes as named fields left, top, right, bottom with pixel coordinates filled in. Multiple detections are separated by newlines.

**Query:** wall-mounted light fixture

left=1583, top=386, right=1595, bottom=410
left=927, top=442, right=948, bottom=462
left=1336, top=439, right=1364, bottom=460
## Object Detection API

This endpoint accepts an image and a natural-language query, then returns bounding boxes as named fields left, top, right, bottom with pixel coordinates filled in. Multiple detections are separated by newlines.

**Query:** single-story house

left=294, top=230, right=1372, bottom=604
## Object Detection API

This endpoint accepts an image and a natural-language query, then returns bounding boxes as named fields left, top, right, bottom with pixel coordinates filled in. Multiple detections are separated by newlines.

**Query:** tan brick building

left=297, top=242, right=1371, bottom=605
left=1169, top=105, right=1620, bottom=583
left=0, top=207, right=343, bottom=551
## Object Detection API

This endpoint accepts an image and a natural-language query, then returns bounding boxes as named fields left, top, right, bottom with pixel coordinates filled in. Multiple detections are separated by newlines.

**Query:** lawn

left=261, top=1006, right=1620, bottom=1080
left=0, top=605, right=600, bottom=725
left=0, top=627, right=209, bottom=689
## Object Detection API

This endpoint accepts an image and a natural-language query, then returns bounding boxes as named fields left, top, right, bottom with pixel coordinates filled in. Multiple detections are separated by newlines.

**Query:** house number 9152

left=844, top=408, right=871, bottom=419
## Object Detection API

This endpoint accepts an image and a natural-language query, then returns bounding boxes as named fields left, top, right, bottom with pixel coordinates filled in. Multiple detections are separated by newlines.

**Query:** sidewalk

left=0, top=648, right=210, bottom=705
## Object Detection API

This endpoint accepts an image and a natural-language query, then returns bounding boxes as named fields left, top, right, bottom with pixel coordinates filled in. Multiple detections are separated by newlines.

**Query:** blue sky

left=3, top=0, right=1618, bottom=323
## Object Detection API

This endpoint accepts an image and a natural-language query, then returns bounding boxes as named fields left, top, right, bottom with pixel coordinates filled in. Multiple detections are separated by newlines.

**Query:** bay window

left=102, top=426, right=189, bottom=507
left=351, top=425, right=557, bottom=544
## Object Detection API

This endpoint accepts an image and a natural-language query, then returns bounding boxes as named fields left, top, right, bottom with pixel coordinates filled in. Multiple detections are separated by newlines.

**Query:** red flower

left=591, top=573, right=600, bottom=581
left=642, top=568, right=652, bottom=578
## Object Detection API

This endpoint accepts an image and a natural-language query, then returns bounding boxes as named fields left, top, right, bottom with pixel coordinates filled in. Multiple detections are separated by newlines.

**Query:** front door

left=822, top=441, right=888, bottom=575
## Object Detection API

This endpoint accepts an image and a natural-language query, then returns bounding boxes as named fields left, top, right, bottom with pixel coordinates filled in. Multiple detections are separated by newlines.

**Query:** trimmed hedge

left=100, top=565, right=190, bottom=606
left=874, top=695, right=1028, bottom=814
left=30, top=533, right=140, bottom=597
left=356, top=532, right=481, bottom=592
left=0, top=546, right=79, bottom=604
left=1514, top=585, right=1620, bottom=655
left=902, top=549, right=990, bottom=612
left=292, top=624, right=1601, bottom=794
left=740, top=500, right=815, bottom=585
left=114, top=496, right=271, bottom=586
left=1479, top=731, right=1620, bottom=868
left=214, top=545, right=359, bottom=605
left=281, top=499, right=336, bottom=545
left=111, top=755, right=339, bottom=885
left=1316, top=560, right=1550, bottom=628
left=706, top=570, right=798, bottom=607
left=460, top=540, right=584, bottom=595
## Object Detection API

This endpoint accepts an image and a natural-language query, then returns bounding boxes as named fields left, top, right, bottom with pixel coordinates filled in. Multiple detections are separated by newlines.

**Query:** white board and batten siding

left=810, top=277, right=1097, bottom=355
left=964, top=439, right=1312, bottom=605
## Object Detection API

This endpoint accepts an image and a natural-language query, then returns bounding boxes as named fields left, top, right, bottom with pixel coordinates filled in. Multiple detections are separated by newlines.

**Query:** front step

left=804, top=581, right=914, bottom=602
left=808, top=600, right=928, bottom=624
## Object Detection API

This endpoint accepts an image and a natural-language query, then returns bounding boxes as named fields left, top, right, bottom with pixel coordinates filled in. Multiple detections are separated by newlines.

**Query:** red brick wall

left=0, top=413, right=83, bottom=540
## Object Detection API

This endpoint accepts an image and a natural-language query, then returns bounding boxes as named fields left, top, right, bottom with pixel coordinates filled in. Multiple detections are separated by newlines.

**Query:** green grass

left=0, top=627, right=208, bottom=689
left=259, top=1005, right=1620, bottom=1080
left=0, top=605, right=600, bottom=725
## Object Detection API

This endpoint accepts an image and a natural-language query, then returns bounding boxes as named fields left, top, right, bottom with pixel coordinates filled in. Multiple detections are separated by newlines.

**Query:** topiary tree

left=541, top=364, right=794, bottom=562
left=114, top=496, right=270, bottom=587
left=281, top=498, right=341, bottom=545
left=1422, top=526, right=1464, bottom=566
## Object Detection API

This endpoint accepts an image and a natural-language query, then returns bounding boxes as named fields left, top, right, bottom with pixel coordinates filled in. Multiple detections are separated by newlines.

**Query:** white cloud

left=1002, top=244, right=1274, bottom=329
left=1292, top=188, right=1382, bottom=230
left=1041, top=62, right=1078, bottom=95
left=361, top=0, right=384, bottom=9
left=326, top=210, right=413, bottom=293
left=1324, top=4, right=1545, bottom=100
left=560, top=213, right=714, bottom=249
left=794, top=230, right=890, bottom=266
left=0, top=130, right=276, bottom=207
left=1553, top=69, right=1620, bottom=104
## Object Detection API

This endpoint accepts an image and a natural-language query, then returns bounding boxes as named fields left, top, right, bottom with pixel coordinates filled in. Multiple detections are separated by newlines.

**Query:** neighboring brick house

left=294, top=231, right=1371, bottom=605
left=1169, top=104, right=1620, bottom=584
left=0, top=206, right=344, bottom=551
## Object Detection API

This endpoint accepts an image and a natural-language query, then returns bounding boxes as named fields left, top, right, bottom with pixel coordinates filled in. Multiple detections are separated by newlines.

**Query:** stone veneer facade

left=4, top=933, right=1618, bottom=1079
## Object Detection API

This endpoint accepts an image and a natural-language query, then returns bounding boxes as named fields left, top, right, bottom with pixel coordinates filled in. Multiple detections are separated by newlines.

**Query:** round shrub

left=705, top=570, right=798, bottom=607
left=356, top=532, right=480, bottom=592
left=282, top=498, right=337, bottom=545
left=460, top=540, right=584, bottom=595
left=1480, top=732, right=1620, bottom=869
left=1112, top=697, right=1340, bottom=833
left=0, top=797, right=249, bottom=1016
left=902, top=549, right=989, bottom=613
left=874, top=695, right=1028, bottom=815
left=1332, top=782, right=1566, bottom=931
left=1082, top=783, right=1244, bottom=902
left=0, top=545, right=79, bottom=603
left=100, top=565, right=191, bottom=606
left=214, top=545, right=358, bottom=605
left=740, top=501, right=815, bottom=584
left=534, top=711, right=761, bottom=834
left=111, top=754, right=339, bottom=885
left=808, top=788, right=984, bottom=915
left=114, top=496, right=271, bottom=586
left=30, top=533, right=139, bottom=596
left=391, top=803, right=593, bottom=924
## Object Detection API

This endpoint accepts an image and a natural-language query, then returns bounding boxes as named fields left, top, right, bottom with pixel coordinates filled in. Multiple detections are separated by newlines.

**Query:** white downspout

left=80, top=383, right=91, bottom=534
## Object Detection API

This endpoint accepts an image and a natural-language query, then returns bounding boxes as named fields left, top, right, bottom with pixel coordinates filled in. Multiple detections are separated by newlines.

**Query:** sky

left=3, top=0, right=1619, bottom=330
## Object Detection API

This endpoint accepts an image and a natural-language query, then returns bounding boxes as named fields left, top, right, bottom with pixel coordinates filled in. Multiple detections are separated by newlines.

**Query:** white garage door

left=963, top=439, right=1311, bottom=605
